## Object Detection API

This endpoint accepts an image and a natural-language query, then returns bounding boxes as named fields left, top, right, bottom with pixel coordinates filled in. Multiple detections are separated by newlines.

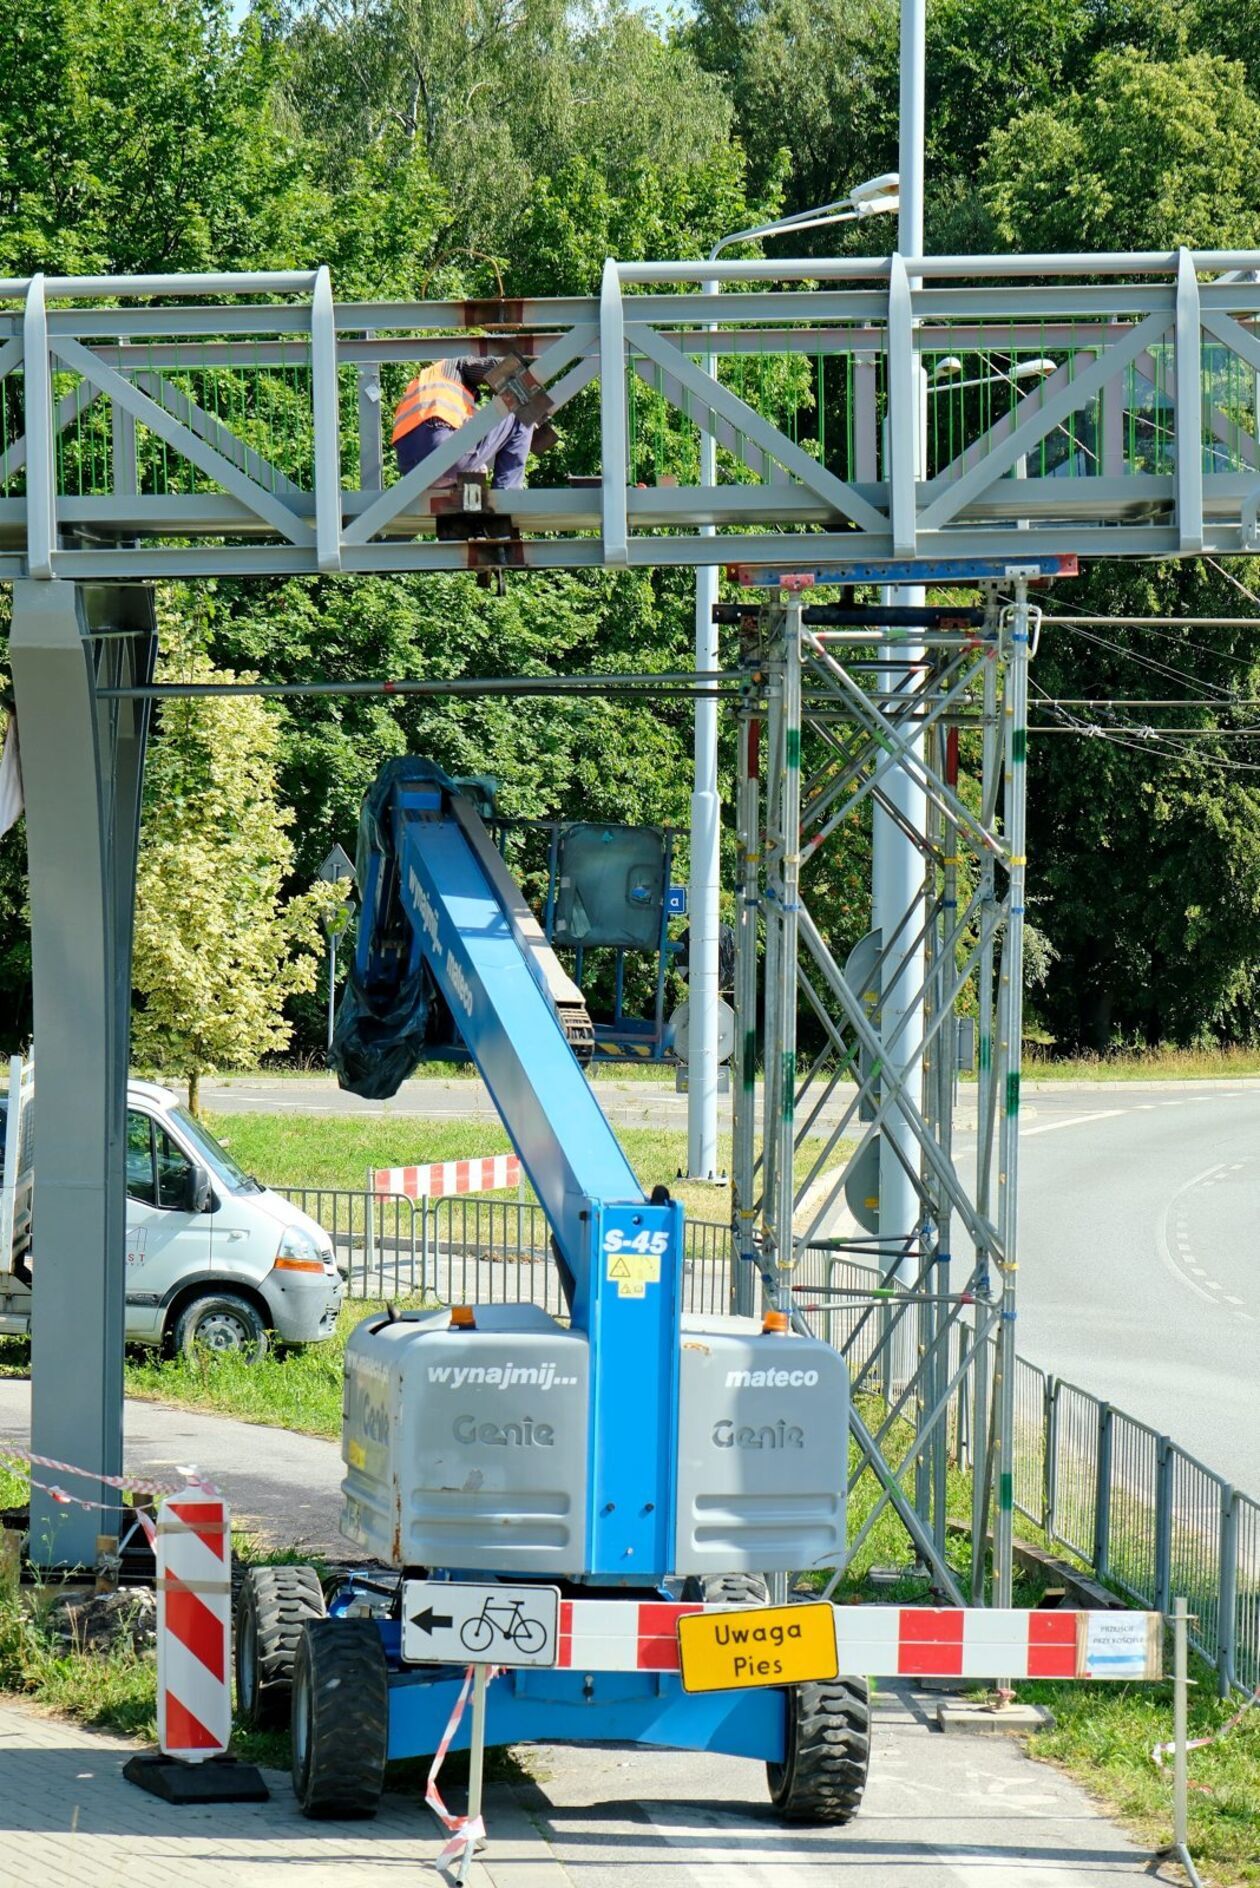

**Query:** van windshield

left=170, top=1106, right=262, bottom=1193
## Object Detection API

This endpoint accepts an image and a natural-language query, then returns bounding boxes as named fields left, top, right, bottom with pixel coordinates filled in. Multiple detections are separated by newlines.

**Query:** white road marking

left=635, top=1802, right=823, bottom=1888
left=929, top=1857, right=1122, bottom=1887
left=1022, top=1109, right=1125, bottom=1137
left=1155, top=1163, right=1232, bottom=1312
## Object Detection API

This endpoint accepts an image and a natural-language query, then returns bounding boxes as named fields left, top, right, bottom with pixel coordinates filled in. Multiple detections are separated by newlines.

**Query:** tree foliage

left=130, top=625, right=333, bottom=1109
left=2, top=0, right=1260, bottom=1061
left=984, top=50, right=1260, bottom=251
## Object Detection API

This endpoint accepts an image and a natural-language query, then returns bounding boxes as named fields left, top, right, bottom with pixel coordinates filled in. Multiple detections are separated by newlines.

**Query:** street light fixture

left=686, top=176, right=901, bottom=1183
left=931, top=355, right=1057, bottom=389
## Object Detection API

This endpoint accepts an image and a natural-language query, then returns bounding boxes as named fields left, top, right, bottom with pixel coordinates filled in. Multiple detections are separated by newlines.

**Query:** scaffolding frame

left=730, top=583, right=1037, bottom=1607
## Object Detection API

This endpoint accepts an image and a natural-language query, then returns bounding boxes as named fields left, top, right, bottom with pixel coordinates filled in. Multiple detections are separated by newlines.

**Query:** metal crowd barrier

left=274, top=1187, right=740, bottom=1318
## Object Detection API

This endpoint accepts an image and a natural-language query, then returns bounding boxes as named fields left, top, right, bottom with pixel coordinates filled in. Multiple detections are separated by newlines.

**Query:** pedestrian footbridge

left=5, top=247, right=1260, bottom=583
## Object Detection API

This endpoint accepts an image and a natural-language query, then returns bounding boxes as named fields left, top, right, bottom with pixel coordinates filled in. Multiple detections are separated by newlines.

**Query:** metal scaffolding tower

left=728, top=581, right=1038, bottom=1606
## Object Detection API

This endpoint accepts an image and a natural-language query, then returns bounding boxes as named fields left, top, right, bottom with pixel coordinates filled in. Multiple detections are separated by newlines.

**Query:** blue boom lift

left=234, top=759, right=869, bottom=1824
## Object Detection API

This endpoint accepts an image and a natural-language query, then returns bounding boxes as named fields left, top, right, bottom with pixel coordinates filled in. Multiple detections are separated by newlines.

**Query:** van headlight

left=274, top=1226, right=334, bottom=1274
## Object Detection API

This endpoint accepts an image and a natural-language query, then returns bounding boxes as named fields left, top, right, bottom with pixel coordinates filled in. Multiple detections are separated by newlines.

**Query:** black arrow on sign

left=409, top=1605, right=454, bottom=1635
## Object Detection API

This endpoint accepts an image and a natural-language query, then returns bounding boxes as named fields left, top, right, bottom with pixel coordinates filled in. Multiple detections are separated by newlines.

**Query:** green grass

left=123, top=1293, right=396, bottom=1437
left=1023, top=1043, right=1260, bottom=1082
left=1025, top=1669, right=1260, bottom=1886
left=206, top=1111, right=833, bottom=1228
left=208, top=1109, right=517, bottom=1189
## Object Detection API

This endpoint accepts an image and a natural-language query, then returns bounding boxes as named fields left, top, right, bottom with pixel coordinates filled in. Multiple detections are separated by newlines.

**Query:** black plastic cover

left=329, top=759, right=496, bottom=1100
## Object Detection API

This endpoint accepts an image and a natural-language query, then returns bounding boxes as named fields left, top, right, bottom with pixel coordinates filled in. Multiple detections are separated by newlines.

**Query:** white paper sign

left=1083, top=1612, right=1156, bottom=1680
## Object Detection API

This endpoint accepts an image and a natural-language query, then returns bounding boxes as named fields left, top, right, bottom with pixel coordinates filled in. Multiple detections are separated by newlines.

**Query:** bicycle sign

left=401, top=1580, right=560, bottom=1669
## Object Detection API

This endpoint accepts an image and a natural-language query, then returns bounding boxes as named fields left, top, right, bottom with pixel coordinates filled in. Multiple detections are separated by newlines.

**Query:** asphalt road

left=0, top=1378, right=349, bottom=1558
left=1002, top=1082, right=1260, bottom=1495
left=517, top=1698, right=1154, bottom=1888
left=203, top=1071, right=702, bottom=1132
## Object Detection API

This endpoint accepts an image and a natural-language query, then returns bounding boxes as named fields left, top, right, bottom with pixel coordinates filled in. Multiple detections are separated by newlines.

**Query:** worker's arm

left=454, top=356, right=504, bottom=392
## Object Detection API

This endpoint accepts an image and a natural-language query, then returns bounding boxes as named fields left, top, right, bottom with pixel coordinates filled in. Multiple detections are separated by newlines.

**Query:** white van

left=0, top=1063, right=343, bottom=1359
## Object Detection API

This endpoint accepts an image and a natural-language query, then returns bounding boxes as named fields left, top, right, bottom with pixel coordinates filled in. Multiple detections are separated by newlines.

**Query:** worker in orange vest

left=391, top=357, right=534, bottom=490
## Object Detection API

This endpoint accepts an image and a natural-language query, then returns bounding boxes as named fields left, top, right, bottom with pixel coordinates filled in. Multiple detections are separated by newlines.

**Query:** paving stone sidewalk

left=0, top=1700, right=562, bottom=1888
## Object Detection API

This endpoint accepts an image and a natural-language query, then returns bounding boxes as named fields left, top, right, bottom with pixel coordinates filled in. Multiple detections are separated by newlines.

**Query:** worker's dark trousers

left=395, top=414, right=534, bottom=490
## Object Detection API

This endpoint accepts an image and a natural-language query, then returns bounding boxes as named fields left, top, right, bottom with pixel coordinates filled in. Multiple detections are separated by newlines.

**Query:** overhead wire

left=1047, top=617, right=1260, bottom=672
left=1056, top=622, right=1240, bottom=699
left=1027, top=676, right=1260, bottom=773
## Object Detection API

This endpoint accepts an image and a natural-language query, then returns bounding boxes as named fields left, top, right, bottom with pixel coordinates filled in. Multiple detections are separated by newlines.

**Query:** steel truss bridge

left=10, top=250, right=1260, bottom=1593
left=5, top=248, right=1260, bottom=580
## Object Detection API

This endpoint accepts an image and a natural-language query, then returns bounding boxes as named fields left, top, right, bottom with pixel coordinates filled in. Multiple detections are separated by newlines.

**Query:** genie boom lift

left=234, top=759, right=869, bottom=1824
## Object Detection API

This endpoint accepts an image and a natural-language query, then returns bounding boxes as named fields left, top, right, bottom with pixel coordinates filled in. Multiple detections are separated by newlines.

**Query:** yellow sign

left=677, top=1603, right=838, bottom=1694
left=606, top=1251, right=660, bottom=1298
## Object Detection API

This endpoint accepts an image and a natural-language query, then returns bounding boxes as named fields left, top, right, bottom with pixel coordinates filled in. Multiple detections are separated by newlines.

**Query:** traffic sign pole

left=457, top=1664, right=490, bottom=1884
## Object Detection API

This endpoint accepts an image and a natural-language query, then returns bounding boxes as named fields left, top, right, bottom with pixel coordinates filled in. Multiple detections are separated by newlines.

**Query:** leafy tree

left=0, top=0, right=278, bottom=275
left=687, top=0, right=899, bottom=223
left=130, top=622, right=335, bottom=1110
left=279, top=0, right=739, bottom=287
left=983, top=50, right=1260, bottom=252
left=1028, top=560, right=1260, bottom=1048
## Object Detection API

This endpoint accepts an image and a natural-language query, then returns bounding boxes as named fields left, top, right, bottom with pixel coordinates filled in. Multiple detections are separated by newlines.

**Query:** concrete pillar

left=9, top=581, right=155, bottom=1565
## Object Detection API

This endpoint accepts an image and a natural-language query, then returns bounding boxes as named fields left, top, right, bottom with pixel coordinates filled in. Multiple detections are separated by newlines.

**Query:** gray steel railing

left=1009, top=1354, right=1258, bottom=1697
left=275, top=1187, right=740, bottom=1318
left=279, top=1185, right=1260, bottom=1697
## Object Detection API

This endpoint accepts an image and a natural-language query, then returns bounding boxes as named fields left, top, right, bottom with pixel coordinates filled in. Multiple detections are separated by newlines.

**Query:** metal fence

left=279, top=1186, right=1259, bottom=1696
left=275, top=1187, right=739, bottom=1318
left=1008, top=1355, right=1258, bottom=1697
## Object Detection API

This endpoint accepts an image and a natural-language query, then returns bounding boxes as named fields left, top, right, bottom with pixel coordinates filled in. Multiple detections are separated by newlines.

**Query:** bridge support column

left=9, top=581, right=156, bottom=1565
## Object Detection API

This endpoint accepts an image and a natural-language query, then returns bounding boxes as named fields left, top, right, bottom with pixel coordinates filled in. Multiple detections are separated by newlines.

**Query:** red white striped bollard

left=156, top=1483, right=232, bottom=1761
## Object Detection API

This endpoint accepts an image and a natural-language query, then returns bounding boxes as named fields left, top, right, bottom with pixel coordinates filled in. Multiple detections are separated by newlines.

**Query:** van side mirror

left=183, top=1164, right=212, bottom=1214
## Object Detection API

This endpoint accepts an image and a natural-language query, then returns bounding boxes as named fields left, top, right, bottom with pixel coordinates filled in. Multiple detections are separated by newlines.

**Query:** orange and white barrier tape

left=1152, top=1685, right=1260, bottom=1779
left=425, top=1665, right=499, bottom=1872
left=373, top=1155, right=520, bottom=1199
left=156, top=1485, right=232, bottom=1762
left=0, top=1443, right=218, bottom=1551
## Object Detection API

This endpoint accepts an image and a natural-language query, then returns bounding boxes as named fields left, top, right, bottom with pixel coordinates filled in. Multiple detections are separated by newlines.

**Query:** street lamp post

left=874, top=0, right=928, bottom=1381
left=686, top=176, right=899, bottom=1182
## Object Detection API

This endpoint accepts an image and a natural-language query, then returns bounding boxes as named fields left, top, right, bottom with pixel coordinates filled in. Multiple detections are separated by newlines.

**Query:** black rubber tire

left=291, top=1618, right=389, bottom=1819
left=681, top=1572, right=771, bottom=1606
left=235, top=1564, right=326, bottom=1730
left=767, top=1674, right=871, bottom=1825
left=174, top=1291, right=269, bottom=1362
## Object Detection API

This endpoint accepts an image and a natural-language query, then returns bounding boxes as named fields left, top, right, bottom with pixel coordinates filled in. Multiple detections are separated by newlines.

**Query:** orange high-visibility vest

left=391, top=361, right=476, bottom=443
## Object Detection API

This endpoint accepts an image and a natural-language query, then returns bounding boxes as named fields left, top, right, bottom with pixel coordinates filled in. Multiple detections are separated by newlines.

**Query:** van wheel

left=236, top=1564, right=326, bottom=1730
left=174, top=1292, right=269, bottom=1362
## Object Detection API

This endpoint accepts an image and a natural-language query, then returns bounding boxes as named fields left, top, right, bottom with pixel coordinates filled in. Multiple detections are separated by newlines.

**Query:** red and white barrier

left=373, top=1154, right=521, bottom=1199
left=156, top=1485, right=232, bottom=1761
left=554, top=1600, right=1162, bottom=1682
